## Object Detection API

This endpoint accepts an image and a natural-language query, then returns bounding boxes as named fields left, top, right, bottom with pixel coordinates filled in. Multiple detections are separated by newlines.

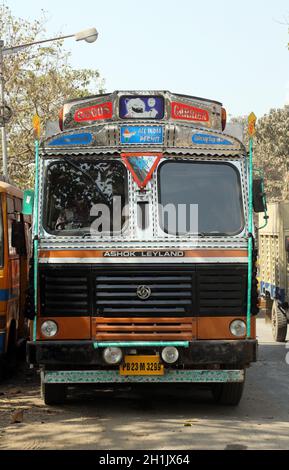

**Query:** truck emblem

left=136, top=285, right=151, bottom=300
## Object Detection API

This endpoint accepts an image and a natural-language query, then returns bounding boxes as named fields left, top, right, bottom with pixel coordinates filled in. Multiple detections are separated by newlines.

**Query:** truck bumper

left=27, top=339, right=257, bottom=367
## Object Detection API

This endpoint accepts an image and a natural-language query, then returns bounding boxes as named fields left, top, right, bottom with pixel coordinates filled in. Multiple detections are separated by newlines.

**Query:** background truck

left=258, top=202, right=289, bottom=341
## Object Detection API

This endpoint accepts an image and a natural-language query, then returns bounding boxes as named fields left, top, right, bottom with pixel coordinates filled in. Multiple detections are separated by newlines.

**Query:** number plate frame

left=119, top=355, right=164, bottom=376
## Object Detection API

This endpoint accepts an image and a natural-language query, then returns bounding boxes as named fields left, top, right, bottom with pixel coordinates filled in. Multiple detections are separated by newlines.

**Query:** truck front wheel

left=211, top=380, right=245, bottom=406
left=41, top=379, right=67, bottom=405
left=272, top=300, right=288, bottom=342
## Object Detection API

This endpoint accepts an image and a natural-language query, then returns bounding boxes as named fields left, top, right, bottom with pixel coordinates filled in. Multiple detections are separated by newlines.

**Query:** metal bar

left=3, top=34, right=74, bottom=54
left=44, top=369, right=245, bottom=384
left=0, top=43, right=8, bottom=178
left=246, top=137, right=253, bottom=338
left=93, top=341, right=190, bottom=349
left=33, top=138, right=39, bottom=341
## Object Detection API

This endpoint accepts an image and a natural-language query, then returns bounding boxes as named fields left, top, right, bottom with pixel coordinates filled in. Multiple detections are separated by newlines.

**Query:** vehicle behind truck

left=26, top=90, right=263, bottom=405
left=259, top=202, right=289, bottom=341
left=0, top=180, right=31, bottom=375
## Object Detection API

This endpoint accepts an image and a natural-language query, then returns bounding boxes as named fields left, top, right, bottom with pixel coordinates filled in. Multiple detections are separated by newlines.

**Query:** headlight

left=41, top=320, right=58, bottom=337
left=103, top=347, right=123, bottom=365
left=161, top=346, right=179, bottom=364
left=230, top=320, right=246, bottom=337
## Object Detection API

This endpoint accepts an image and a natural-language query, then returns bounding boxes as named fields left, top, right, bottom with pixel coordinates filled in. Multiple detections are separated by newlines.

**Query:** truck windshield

left=158, top=161, right=244, bottom=236
left=44, top=159, right=127, bottom=235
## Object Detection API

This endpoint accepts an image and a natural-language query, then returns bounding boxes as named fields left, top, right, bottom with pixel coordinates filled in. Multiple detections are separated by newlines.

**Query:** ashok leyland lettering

left=26, top=91, right=263, bottom=405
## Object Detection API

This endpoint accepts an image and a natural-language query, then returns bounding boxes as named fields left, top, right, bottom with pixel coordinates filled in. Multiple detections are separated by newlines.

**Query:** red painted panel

left=74, top=102, right=113, bottom=122
left=171, top=101, right=209, bottom=122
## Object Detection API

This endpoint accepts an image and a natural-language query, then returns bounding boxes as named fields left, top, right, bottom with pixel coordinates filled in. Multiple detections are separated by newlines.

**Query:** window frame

left=157, top=159, right=245, bottom=237
left=42, top=157, right=129, bottom=237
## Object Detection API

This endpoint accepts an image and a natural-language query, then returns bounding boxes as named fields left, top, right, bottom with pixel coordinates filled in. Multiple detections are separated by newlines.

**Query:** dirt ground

left=0, top=318, right=289, bottom=450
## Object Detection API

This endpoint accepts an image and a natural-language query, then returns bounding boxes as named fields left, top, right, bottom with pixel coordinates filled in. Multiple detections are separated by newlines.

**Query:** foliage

left=0, top=5, right=104, bottom=187
left=230, top=106, right=289, bottom=202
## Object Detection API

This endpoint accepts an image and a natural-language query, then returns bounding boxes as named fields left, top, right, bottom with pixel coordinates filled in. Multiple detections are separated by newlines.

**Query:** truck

left=259, top=202, right=289, bottom=342
left=26, top=90, right=263, bottom=405
left=0, top=179, right=31, bottom=376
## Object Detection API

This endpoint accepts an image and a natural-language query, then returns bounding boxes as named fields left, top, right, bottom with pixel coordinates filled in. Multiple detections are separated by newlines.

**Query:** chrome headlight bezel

left=40, top=320, right=58, bottom=338
left=161, top=346, right=179, bottom=364
left=230, top=320, right=246, bottom=337
left=103, top=347, right=123, bottom=365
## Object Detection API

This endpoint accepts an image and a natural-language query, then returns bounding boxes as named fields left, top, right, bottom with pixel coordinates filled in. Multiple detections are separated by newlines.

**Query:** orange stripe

left=39, top=249, right=247, bottom=259
left=197, top=316, right=256, bottom=340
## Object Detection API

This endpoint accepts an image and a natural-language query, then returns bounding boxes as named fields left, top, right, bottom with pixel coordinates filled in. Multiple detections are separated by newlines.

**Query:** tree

left=0, top=5, right=105, bottom=187
left=229, top=107, right=289, bottom=202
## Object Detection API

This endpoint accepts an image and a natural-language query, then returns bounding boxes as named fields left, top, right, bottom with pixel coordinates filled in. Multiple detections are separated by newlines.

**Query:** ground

left=0, top=317, right=288, bottom=450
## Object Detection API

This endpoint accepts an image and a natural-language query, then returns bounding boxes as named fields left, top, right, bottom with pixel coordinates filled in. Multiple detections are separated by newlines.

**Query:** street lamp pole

left=0, top=27, right=98, bottom=179
left=0, top=40, right=8, bottom=179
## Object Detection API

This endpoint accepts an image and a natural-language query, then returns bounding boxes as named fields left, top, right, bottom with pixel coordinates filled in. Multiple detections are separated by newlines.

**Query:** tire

left=41, top=380, right=67, bottom=405
left=271, top=300, right=288, bottom=342
left=212, top=379, right=245, bottom=406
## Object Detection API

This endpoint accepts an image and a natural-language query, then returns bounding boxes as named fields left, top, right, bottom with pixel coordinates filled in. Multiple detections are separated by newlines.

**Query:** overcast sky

left=4, top=0, right=289, bottom=118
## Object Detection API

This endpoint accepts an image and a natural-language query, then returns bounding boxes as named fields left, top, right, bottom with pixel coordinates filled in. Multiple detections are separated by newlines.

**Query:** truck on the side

left=0, top=179, right=32, bottom=376
left=259, top=202, right=289, bottom=342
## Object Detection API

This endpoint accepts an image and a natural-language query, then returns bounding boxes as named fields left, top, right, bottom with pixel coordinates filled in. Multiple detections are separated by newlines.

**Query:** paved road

left=0, top=318, right=288, bottom=450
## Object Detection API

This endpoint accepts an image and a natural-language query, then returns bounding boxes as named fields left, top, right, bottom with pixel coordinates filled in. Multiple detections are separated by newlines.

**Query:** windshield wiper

left=63, top=157, right=110, bottom=206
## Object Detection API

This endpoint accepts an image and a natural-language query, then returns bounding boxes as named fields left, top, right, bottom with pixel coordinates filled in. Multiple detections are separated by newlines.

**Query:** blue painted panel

left=192, top=133, right=233, bottom=146
left=0, top=332, right=6, bottom=354
left=120, top=126, right=163, bottom=144
left=119, top=96, right=164, bottom=119
left=48, top=133, right=93, bottom=146
left=260, top=280, right=286, bottom=302
left=0, top=289, right=10, bottom=301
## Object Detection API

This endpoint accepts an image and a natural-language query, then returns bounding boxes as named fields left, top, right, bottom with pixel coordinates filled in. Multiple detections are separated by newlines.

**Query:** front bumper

left=27, top=339, right=257, bottom=367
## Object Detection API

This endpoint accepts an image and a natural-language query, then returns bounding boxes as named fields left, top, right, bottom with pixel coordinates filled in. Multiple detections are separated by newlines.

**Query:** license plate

left=119, top=355, right=164, bottom=376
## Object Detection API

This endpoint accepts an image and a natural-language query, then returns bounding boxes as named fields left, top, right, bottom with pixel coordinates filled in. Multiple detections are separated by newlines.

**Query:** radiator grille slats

left=95, top=271, right=194, bottom=317
left=93, top=317, right=195, bottom=341
left=41, top=273, right=90, bottom=316
left=197, top=268, right=247, bottom=316
left=40, top=264, right=248, bottom=318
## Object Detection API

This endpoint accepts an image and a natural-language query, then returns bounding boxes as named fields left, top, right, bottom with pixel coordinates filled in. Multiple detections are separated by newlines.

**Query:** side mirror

left=22, top=189, right=34, bottom=216
left=253, top=178, right=267, bottom=213
left=11, top=220, right=27, bottom=256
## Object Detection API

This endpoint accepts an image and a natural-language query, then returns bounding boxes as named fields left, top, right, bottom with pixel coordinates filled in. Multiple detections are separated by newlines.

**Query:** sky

left=3, top=0, right=289, bottom=119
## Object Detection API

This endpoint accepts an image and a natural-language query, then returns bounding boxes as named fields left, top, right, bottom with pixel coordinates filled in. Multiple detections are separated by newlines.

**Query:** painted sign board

left=48, top=133, right=93, bottom=146
left=74, top=102, right=113, bottom=122
left=171, top=101, right=209, bottom=123
left=120, top=126, right=163, bottom=144
left=119, top=96, right=164, bottom=119
left=192, top=133, right=233, bottom=146
left=121, top=152, right=162, bottom=189
left=248, top=112, right=257, bottom=137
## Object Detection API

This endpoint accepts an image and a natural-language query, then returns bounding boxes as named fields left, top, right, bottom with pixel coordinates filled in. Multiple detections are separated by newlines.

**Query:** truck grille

left=41, top=271, right=90, bottom=316
left=40, top=264, right=248, bottom=318
left=95, top=268, right=194, bottom=317
left=196, top=266, right=247, bottom=316
left=93, top=317, right=195, bottom=341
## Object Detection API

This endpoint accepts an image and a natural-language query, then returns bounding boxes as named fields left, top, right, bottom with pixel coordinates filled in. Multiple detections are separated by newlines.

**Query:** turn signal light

left=59, top=108, right=64, bottom=131
left=221, top=107, right=227, bottom=131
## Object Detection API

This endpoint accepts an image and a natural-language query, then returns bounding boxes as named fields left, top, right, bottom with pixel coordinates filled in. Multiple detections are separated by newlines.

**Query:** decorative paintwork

left=74, top=102, right=113, bottom=122
left=121, top=152, right=162, bottom=189
left=48, top=132, right=93, bottom=146
left=171, top=101, right=209, bottom=123
left=44, top=369, right=245, bottom=384
left=192, top=133, right=233, bottom=146
left=120, top=126, right=163, bottom=145
left=119, top=96, right=164, bottom=120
